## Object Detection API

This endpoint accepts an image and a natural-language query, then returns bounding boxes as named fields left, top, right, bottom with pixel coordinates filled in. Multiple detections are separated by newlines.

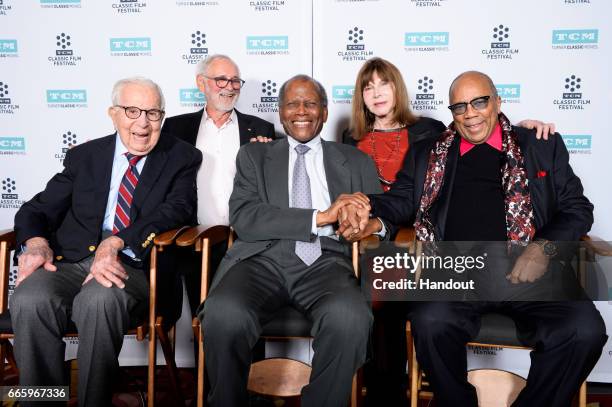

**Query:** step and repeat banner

left=2, top=0, right=612, bottom=381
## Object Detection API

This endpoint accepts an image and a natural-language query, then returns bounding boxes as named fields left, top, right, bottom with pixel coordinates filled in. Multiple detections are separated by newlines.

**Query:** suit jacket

left=369, top=125, right=594, bottom=242
left=210, top=137, right=382, bottom=290
left=342, top=116, right=446, bottom=147
left=161, top=108, right=276, bottom=146
left=14, top=133, right=202, bottom=265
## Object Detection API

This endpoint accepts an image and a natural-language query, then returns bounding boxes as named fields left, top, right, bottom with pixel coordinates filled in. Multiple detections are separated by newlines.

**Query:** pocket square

left=536, top=170, right=547, bottom=178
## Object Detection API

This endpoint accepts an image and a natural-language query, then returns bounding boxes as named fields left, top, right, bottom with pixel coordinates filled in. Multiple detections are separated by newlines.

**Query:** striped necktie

left=112, top=152, right=143, bottom=234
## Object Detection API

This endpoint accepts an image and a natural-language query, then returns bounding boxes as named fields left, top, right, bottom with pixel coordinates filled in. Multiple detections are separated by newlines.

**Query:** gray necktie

left=292, top=144, right=322, bottom=266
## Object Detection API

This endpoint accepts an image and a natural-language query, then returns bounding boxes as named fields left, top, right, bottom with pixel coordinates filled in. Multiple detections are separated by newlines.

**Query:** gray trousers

left=200, top=241, right=373, bottom=407
left=10, top=256, right=149, bottom=407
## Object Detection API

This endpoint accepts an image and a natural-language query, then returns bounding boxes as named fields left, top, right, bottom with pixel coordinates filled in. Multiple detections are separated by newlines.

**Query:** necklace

left=369, top=127, right=404, bottom=186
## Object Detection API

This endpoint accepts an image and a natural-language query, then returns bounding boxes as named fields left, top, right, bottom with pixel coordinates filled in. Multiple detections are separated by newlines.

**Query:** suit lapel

left=131, top=139, right=168, bottom=220
left=236, top=110, right=254, bottom=146
left=93, top=135, right=117, bottom=228
left=322, top=140, right=350, bottom=202
left=264, top=138, right=290, bottom=208
left=181, top=110, right=203, bottom=146
left=431, top=135, right=460, bottom=240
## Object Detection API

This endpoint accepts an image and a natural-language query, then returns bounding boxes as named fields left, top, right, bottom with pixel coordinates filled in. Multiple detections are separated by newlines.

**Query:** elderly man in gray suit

left=198, top=75, right=381, bottom=407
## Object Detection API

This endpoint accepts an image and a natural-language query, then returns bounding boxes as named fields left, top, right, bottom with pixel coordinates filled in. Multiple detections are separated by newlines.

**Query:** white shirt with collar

left=102, top=134, right=147, bottom=258
left=195, top=107, right=241, bottom=229
left=287, top=135, right=335, bottom=238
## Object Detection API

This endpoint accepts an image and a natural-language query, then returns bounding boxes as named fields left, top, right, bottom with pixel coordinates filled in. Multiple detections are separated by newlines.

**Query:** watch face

left=543, top=242, right=557, bottom=256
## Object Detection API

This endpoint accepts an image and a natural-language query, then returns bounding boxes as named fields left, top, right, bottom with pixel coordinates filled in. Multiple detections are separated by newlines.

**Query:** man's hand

left=83, top=236, right=128, bottom=289
left=506, top=243, right=550, bottom=284
left=249, top=135, right=273, bottom=143
left=341, top=217, right=383, bottom=242
left=317, top=192, right=370, bottom=228
left=517, top=119, right=556, bottom=140
left=16, top=237, right=56, bottom=287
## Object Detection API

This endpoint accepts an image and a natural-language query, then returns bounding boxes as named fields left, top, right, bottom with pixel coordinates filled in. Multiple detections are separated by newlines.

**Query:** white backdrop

left=1, top=0, right=612, bottom=382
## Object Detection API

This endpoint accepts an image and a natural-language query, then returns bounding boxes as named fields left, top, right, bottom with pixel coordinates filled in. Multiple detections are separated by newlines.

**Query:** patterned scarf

left=414, top=112, right=535, bottom=242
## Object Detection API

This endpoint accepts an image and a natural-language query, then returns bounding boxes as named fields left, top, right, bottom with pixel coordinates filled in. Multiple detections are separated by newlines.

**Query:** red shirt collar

left=459, top=123, right=502, bottom=156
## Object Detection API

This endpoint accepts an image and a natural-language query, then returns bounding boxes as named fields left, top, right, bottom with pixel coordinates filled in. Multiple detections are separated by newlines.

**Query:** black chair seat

left=0, top=310, right=77, bottom=335
left=472, top=313, right=524, bottom=347
left=261, top=306, right=312, bottom=338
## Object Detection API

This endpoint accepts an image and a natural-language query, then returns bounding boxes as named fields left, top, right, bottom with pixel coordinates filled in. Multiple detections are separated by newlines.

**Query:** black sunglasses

left=448, top=95, right=491, bottom=115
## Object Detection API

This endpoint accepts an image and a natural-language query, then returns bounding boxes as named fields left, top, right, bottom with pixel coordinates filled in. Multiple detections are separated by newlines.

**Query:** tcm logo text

left=247, top=36, right=288, bottom=50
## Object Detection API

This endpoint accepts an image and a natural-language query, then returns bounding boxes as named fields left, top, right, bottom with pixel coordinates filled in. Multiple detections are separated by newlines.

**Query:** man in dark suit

left=342, top=71, right=607, bottom=407
left=11, top=77, right=202, bottom=407
left=161, top=54, right=275, bottom=313
left=198, top=75, right=381, bottom=407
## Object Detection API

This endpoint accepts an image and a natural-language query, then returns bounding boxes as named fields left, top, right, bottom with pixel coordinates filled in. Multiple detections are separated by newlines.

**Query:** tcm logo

left=495, top=84, right=521, bottom=99
left=562, top=135, right=591, bottom=150
left=190, top=31, right=207, bottom=54
left=563, top=75, right=582, bottom=99
left=552, top=29, right=598, bottom=44
left=61, top=131, right=77, bottom=151
left=246, top=36, right=288, bottom=50
left=260, top=80, right=278, bottom=102
left=0, top=137, right=25, bottom=151
left=179, top=88, right=205, bottom=103
left=55, top=32, right=72, bottom=55
left=40, top=0, right=80, bottom=3
left=416, top=76, right=434, bottom=100
left=347, top=27, right=365, bottom=50
left=1, top=178, right=17, bottom=199
left=0, top=81, right=10, bottom=103
left=46, top=90, right=87, bottom=103
left=332, top=86, right=354, bottom=100
left=404, top=32, right=449, bottom=46
left=110, top=38, right=151, bottom=52
left=0, top=40, right=17, bottom=53
left=491, top=24, right=510, bottom=48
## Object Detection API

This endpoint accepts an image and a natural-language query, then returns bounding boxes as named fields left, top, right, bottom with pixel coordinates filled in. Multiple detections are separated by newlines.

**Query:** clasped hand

left=316, top=193, right=381, bottom=242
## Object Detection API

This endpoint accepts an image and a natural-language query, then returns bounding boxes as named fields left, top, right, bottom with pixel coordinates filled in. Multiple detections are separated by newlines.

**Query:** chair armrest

left=581, top=235, right=612, bottom=257
left=153, top=226, right=191, bottom=247
left=395, top=227, right=416, bottom=245
left=0, top=229, right=15, bottom=249
left=176, top=225, right=231, bottom=251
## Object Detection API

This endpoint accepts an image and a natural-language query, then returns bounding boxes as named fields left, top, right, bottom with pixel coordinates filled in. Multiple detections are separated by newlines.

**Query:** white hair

left=111, top=77, right=165, bottom=110
left=195, top=54, right=240, bottom=77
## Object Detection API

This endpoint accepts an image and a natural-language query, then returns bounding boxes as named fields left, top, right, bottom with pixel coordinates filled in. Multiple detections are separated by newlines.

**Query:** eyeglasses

left=204, top=75, right=245, bottom=90
left=115, top=105, right=165, bottom=121
left=448, top=95, right=491, bottom=115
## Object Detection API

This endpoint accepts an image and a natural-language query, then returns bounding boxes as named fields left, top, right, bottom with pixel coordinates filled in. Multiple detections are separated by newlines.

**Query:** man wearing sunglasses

left=341, top=71, right=606, bottom=407
left=11, top=77, right=202, bottom=406
left=161, top=54, right=275, bottom=314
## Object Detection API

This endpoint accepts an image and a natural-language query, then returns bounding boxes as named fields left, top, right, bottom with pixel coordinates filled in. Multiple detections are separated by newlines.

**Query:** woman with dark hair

left=343, top=57, right=553, bottom=192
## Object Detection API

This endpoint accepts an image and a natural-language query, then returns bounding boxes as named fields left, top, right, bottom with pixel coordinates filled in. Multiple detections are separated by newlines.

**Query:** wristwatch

left=534, top=239, right=557, bottom=258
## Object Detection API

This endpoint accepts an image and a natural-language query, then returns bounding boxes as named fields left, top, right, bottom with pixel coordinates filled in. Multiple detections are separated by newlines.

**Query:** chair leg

left=197, top=333, right=205, bottom=407
left=148, top=323, right=156, bottom=407
left=350, top=369, right=363, bottom=407
left=579, top=381, right=587, bottom=407
left=409, top=343, right=419, bottom=407
left=156, top=318, right=185, bottom=405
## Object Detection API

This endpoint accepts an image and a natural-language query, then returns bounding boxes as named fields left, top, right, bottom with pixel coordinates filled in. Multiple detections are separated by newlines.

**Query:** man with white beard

left=162, top=55, right=275, bottom=313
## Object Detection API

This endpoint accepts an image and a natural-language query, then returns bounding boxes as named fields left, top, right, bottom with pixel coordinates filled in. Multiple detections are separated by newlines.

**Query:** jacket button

left=56, top=255, right=63, bottom=261
left=88, top=245, right=96, bottom=252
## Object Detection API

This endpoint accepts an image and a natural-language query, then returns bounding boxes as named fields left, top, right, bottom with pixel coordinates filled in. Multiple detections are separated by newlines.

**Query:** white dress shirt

left=102, top=134, right=147, bottom=257
left=195, top=107, right=241, bottom=229
left=287, top=135, right=335, bottom=238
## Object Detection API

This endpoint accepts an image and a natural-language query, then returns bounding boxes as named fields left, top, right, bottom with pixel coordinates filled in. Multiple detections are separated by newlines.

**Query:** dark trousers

left=10, top=257, right=149, bottom=407
left=409, top=301, right=607, bottom=407
left=199, top=247, right=373, bottom=407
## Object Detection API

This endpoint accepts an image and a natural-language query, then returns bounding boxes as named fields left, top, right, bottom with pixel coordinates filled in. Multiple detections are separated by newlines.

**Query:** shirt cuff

left=374, top=217, right=387, bottom=239
left=311, top=210, right=319, bottom=235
